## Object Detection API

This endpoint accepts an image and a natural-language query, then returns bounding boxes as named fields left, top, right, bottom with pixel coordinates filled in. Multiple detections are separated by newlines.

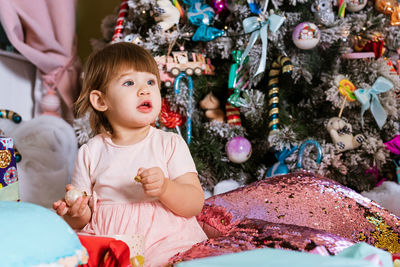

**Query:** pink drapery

left=0, top=0, right=81, bottom=121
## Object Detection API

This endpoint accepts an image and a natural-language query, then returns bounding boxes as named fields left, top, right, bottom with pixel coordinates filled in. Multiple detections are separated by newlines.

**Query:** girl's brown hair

left=75, top=42, right=161, bottom=135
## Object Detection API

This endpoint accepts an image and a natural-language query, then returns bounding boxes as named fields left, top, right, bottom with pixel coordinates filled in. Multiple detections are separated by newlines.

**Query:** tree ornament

left=267, top=55, right=293, bottom=136
left=337, top=78, right=357, bottom=118
left=173, top=72, right=194, bottom=144
left=247, top=0, right=261, bottom=14
left=199, top=92, right=224, bottom=122
left=241, top=14, right=285, bottom=76
left=156, top=52, right=214, bottom=77
left=226, top=51, right=244, bottom=125
left=325, top=117, right=365, bottom=152
left=266, top=146, right=298, bottom=177
left=154, top=0, right=181, bottom=31
left=296, top=139, right=323, bottom=168
left=225, top=136, right=252, bottom=163
left=349, top=31, right=386, bottom=58
left=227, top=61, right=250, bottom=108
left=208, top=0, right=230, bottom=18
left=111, top=0, right=129, bottom=43
left=65, top=189, right=86, bottom=207
left=292, top=22, right=320, bottom=50
left=172, top=0, right=185, bottom=20
left=346, top=0, right=368, bottom=12
left=311, top=0, right=335, bottom=26
left=375, top=0, right=400, bottom=26
left=338, top=0, right=346, bottom=18
left=354, top=76, right=394, bottom=129
left=184, top=0, right=225, bottom=41
left=159, top=98, right=185, bottom=136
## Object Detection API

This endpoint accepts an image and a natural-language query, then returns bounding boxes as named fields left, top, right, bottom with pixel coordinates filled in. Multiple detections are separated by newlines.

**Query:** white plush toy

left=154, top=0, right=181, bottom=31
left=325, top=117, right=365, bottom=152
left=361, top=181, right=400, bottom=217
left=0, top=115, right=78, bottom=208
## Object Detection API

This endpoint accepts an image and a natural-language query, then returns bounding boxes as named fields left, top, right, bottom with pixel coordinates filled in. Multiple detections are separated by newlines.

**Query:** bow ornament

left=354, top=76, right=393, bottom=129
left=241, top=14, right=285, bottom=77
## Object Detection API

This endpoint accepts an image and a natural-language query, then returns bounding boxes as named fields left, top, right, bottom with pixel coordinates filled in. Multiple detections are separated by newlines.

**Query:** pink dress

left=71, top=127, right=207, bottom=266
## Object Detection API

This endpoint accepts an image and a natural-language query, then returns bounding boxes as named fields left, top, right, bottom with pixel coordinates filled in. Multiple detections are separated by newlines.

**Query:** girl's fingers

left=77, top=197, right=89, bottom=217
left=56, top=202, right=68, bottom=216
left=65, top=184, right=75, bottom=191
left=67, top=197, right=83, bottom=217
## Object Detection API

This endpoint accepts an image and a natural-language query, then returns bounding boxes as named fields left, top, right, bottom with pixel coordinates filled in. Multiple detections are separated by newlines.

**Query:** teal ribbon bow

left=354, top=76, right=393, bottom=129
left=241, top=14, right=285, bottom=77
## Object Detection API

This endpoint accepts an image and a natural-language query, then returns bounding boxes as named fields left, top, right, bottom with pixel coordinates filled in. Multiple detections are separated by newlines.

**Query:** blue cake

left=0, top=201, right=87, bottom=266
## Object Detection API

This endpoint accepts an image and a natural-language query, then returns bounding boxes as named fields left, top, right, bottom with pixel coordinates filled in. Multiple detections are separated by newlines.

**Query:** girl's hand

left=52, top=184, right=89, bottom=218
left=137, top=167, right=169, bottom=197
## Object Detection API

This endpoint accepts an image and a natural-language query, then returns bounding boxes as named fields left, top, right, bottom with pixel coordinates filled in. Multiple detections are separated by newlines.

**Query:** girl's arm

left=158, top=172, right=204, bottom=218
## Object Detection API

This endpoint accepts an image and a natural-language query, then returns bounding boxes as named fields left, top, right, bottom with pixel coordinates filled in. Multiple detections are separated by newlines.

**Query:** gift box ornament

left=0, top=137, right=19, bottom=201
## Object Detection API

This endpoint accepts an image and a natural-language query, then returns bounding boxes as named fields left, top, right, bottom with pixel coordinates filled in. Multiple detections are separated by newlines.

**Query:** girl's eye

left=147, top=80, right=155, bottom=86
left=123, top=80, right=134, bottom=86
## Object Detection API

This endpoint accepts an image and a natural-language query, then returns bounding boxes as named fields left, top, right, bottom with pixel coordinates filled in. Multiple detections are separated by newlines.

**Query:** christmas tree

left=80, top=0, right=400, bottom=194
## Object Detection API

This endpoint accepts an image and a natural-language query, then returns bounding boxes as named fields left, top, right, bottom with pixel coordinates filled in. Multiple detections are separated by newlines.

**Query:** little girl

left=53, top=42, right=208, bottom=266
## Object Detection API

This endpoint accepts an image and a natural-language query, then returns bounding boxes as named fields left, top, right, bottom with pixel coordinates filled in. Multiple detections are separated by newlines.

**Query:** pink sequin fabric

left=168, top=172, right=400, bottom=265
left=169, top=218, right=354, bottom=264
left=196, top=172, right=400, bottom=253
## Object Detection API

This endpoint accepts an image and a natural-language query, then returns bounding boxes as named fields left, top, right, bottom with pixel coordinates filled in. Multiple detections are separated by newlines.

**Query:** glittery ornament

left=346, top=0, right=368, bottom=12
left=267, top=55, right=293, bottom=135
left=292, top=22, right=320, bottom=50
left=311, top=0, right=335, bottom=26
left=169, top=218, right=354, bottom=264
left=197, top=172, right=400, bottom=253
left=375, top=0, right=400, bottom=26
left=208, top=0, right=229, bottom=18
left=225, top=136, right=252, bottom=163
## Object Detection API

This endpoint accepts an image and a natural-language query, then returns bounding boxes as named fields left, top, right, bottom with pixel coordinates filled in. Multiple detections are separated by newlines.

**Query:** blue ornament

left=192, top=25, right=225, bottom=42
left=296, top=139, right=323, bottom=169
left=173, top=72, right=194, bottom=144
left=266, top=146, right=298, bottom=178
left=187, top=1, right=215, bottom=26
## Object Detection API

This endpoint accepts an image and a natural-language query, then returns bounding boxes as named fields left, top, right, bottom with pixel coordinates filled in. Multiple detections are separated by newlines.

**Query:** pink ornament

left=40, top=91, right=60, bottom=116
left=292, top=22, right=320, bottom=50
left=226, top=136, right=252, bottom=164
left=208, top=0, right=229, bottom=17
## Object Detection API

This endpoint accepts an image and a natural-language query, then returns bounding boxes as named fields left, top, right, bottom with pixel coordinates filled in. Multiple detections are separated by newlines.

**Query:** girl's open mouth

left=137, top=100, right=153, bottom=112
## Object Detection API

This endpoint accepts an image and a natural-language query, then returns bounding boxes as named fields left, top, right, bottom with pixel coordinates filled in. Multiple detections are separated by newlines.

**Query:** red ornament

left=159, top=98, right=185, bottom=128
left=111, top=0, right=129, bottom=43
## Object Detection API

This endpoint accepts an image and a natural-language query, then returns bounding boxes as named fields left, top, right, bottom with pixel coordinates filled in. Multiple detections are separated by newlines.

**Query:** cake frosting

left=0, top=201, right=87, bottom=267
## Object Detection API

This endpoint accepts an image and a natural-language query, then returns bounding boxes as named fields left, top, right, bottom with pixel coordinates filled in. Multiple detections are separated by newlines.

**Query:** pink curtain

left=0, top=0, right=81, bottom=121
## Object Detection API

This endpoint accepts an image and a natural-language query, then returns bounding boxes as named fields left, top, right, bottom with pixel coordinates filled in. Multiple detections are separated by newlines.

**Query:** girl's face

left=101, top=69, right=161, bottom=131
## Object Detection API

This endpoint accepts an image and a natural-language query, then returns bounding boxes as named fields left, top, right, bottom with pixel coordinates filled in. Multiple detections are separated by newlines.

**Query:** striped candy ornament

left=159, top=98, right=184, bottom=135
left=226, top=101, right=241, bottom=125
left=267, top=55, right=293, bottom=136
left=111, top=0, right=129, bottom=43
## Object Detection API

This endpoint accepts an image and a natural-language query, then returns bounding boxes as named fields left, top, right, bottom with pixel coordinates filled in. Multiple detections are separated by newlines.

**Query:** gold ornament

left=375, top=0, right=400, bottom=26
